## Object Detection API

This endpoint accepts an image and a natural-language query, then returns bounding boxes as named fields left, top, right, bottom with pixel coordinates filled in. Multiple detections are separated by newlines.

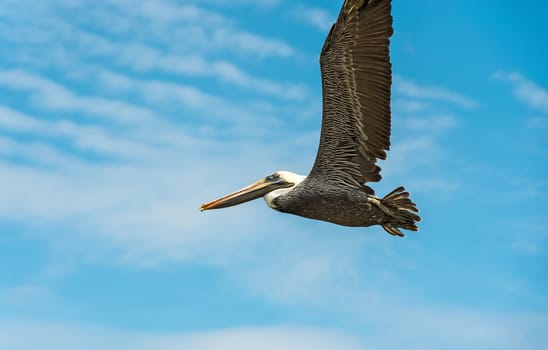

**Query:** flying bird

left=200, top=0, right=420, bottom=236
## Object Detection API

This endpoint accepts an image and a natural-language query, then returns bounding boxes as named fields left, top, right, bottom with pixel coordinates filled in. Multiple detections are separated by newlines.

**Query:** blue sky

left=0, top=0, right=547, bottom=349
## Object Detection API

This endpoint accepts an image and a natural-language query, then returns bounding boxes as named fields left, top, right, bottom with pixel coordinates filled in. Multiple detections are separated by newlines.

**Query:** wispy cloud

left=0, top=321, right=366, bottom=350
left=0, top=0, right=319, bottom=268
left=0, top=69, right=158, bottom=125
left=398, top=114, right=460, bottom=134
left=0, top=105, right=158, bottom=160
left=2, top=307, right=546, bottom=350
left=0, top=285, right=65, bottom=314
left=110, top=49, right=306, bottom=100
left=386, top=78, right=466, bottom=195
left=493, top=71, right=548, bottom=114
left=77, top=0, right=289, bottom=57
left=294, top=7, right=334, bottom=32
left=0, top=0, right=301, bottom=101
left=393, top=99, right=430, bottom=113
left=210, top=28, right=295, bottom=58
left=394, top=76, right=480, bottom=109
left=382, top=136, right=444, bottom=178
left=189, top=0, right=281, bottom=9
left=0, top=68, right=302, bottom=148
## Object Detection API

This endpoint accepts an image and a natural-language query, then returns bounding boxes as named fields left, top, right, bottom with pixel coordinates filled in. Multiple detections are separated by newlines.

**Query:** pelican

left=200, top=0, right=420, bottom=236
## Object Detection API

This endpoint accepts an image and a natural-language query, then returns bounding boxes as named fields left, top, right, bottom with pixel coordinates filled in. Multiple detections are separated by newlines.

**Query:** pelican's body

left=266, top=175, right=386, bottom=227
left=201, top=0, right=421, bottom=236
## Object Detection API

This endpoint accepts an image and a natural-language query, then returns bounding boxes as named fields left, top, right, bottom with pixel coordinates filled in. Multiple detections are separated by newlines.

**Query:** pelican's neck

left=263, top=171, right=306, bottom=209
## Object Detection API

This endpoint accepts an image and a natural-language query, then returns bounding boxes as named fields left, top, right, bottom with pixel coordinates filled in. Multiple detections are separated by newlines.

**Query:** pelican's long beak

left=200, top=175, right=293, bottom=211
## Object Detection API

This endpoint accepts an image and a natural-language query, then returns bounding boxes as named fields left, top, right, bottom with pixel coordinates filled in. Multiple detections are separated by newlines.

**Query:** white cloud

left=106, top=1, right=292, bottom=58
left=387, top=79, right=465, bottom=196
left=296, top=7, right=334, bottom=32
left=0, top=69, right=157, bottom=124
left=211, top=28, right=295, bottom=58
left=406, top=177, right=460, bottom=195
left=0, top=0, right=301, bottom=101
left=0, top=98, right=313, bottom=270
left=398, top=114, right=460, bottom=134
left=0, top=136, right=86, bottom=169
left=393, top=99, right=430, bottom=113
left=0, top=107, right=157, bottom=161
left=382, top=136, right=443, bottom=178
left=94, top=69, right=299, bottom=129
left=493, top=71, right=548, bottom=114
left=371, top=307, right=548, bottom=350
left=0, top=105, right=44, bottom=132
left=237, top=231, right=365, bottom=304
left=114, top=1, right=228, bottom=26
left=2, top=306, right=546, bottom=350
left=0, top=285, right=67, bottom=314
left=0, top=59, right=319, bottom=271
left=0, top=68, right=296, bottom=147
left=97, top=69, right=252, bottom=119
left=394, top=76, right=480, bottom=109
left=142, top=55, right=305, bottom=100
left=191, top=0, right=280, bottom=8
left=0, top=321, right=366, bottom=350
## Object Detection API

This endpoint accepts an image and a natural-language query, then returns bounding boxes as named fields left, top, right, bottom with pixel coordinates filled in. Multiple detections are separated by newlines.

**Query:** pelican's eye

left=266, top=173, right=281, bottom=182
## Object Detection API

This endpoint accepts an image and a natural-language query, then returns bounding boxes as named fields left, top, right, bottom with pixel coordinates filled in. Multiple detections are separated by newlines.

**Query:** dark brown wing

left=307, top=0, right=393, bottom=188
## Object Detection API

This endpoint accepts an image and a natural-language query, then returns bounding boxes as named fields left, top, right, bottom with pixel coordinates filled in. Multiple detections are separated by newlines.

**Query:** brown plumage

left=310, top=0, right=393, bottom=187
left=200, top=0, right=421, bottom=237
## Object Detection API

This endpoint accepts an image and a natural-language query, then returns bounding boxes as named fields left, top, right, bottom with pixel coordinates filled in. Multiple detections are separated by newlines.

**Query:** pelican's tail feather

left=381, top=186, right=421, bottom=237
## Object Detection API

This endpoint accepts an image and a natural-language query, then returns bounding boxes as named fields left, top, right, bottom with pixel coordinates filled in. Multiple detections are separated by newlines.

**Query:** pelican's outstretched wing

left=308, top=0, right=393, bottom=188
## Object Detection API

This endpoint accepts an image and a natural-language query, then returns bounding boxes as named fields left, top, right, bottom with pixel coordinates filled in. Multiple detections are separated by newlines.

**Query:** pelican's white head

left=263, top=170, right=306, bottom=209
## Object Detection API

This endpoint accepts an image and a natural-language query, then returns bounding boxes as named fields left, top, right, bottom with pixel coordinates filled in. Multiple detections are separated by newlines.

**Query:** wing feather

left=307, top=0, right=393, bottom=187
